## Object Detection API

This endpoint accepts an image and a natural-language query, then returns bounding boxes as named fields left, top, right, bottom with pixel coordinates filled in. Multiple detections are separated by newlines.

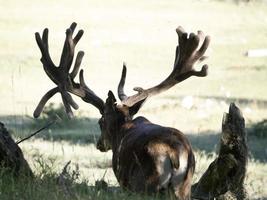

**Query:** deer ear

left=129, top=98, right=146, bottom=117
left=108, top=90, right=116, bottom=102
left=106, top=90, right=117, bottom=107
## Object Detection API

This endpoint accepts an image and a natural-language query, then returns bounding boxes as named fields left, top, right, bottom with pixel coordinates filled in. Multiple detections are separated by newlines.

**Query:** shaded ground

left=1, top=114, right=266, bottom=162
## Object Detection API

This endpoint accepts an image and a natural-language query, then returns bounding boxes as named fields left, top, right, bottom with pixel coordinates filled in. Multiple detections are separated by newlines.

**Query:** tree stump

left=192, top=103, right=248, bottom=200
left=0, top=122, right=33, bottom=177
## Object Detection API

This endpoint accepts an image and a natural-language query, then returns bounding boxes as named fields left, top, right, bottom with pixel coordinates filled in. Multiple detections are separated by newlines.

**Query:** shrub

left=248, top=119, right=267, bottom=138
left=31, top=103, right=91, bottom=129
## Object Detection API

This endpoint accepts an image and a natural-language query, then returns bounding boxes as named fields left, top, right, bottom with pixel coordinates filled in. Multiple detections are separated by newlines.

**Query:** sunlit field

left=0, top=0, right=267, bottom=199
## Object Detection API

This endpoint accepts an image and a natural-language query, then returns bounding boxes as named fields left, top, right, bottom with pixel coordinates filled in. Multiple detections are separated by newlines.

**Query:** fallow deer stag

left=33, top=22, right=210, bottom=200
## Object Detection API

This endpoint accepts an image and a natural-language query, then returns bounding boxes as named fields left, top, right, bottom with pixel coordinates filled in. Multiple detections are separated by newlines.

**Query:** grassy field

left=0, top=0, right=267, bottom=199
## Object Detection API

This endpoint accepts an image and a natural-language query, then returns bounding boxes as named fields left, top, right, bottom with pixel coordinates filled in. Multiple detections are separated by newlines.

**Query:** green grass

left=0, top=166, right=159, bottom=200
left=1, top=0, right=267, bottom=199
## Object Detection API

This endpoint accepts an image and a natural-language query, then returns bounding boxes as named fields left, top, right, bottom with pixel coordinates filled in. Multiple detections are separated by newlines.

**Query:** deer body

left=33, top=22, right=210, bottom=199
left=109, top=116, right=195, bottom=198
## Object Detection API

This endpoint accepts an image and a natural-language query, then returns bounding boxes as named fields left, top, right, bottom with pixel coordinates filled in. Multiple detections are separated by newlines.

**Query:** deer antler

left=34, top=22, right=104, bottom=118
left=118, top=26, right=210, bottom=106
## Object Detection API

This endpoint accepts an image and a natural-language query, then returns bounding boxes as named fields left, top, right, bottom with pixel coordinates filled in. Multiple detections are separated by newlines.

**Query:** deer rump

left=113, top=117, right=195, bottom=195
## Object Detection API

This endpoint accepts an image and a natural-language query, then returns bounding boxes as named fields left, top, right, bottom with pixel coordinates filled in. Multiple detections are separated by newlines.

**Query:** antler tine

left=39, top=28, right=55, bottom=68
left=60, top=90, right=79, bottom=117
left=59, top=22, right=84, bottom=73
left=35, top=30, right=58, bottom=85
left=197, top=35, right=210, bottom=58
left=41, top=28, right=49, bottom=48
left=118, top=63, right=128, bottom=101
left=73, top=29, right=84, bottom=45
left=70, top=51, right=84, bottom=79
left=33, top=87, right=59, bottom=118
left=79, top=70, right=104, bottom=114
left=121, top=26, right=210, bottom=107
left=59, top=23, right=76, bottom=67
left=118, top=63, right=148, bottom=106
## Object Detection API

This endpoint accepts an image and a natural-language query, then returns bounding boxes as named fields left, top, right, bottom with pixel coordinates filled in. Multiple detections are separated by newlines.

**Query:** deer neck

left=110, top=120, right=134, bottom=153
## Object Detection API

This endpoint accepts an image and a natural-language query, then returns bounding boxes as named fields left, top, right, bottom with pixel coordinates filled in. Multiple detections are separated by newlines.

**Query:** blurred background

left=0, top=0, right=267, bottom=199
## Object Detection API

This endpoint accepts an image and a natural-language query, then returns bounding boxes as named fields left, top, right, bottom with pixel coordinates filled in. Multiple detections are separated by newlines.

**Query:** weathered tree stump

left=192, top=103, right=248, bottom=200
left=0, top=122, right=33, bottom=177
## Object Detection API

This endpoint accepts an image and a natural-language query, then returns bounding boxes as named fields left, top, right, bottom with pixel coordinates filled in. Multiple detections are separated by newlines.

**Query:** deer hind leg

left=172, top=174, right=193, bottom=200
left=128, top=152, right=171, bottom=194
left=170, top=152, right=192, bottom=200
left=147, top=143, right=174, bottom=193
left=154, top=154, right=172, bottom=190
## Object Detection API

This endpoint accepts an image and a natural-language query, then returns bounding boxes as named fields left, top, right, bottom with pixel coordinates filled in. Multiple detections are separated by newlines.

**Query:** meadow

left=0, top=0, right=267, bottom=199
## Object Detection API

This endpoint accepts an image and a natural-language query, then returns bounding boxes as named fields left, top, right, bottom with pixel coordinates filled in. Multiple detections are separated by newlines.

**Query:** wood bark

left=0, top=122, right=33, bottom=177
left=192, top=103, right=248, bottom=200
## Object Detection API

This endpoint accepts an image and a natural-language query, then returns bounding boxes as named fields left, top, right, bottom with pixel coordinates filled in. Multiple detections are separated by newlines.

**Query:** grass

left=0, top=0, right=267, bottom=199
left=1, top=140, right=266, bottom=199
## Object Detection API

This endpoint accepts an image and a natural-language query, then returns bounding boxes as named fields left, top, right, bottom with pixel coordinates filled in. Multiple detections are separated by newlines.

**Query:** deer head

left=96, top=90, right=146, bottom=152
left=34, top=22, right=210, bottom=199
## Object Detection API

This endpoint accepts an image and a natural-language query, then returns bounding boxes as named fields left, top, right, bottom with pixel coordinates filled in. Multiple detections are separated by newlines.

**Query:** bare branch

left=16, top=120, right=57, bottom=144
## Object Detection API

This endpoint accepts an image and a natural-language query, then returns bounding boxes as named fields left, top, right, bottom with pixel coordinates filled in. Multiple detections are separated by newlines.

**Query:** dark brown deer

left=33, top=22, right=210, bottom=200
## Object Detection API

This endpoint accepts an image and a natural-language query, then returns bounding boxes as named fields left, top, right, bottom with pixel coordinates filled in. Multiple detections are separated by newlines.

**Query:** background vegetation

left=0, top=0, right=267, bottom=199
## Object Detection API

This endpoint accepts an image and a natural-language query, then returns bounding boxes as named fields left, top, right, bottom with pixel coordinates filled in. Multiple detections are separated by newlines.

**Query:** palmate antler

left=34, top=23, right=210, bottom=119
left=118, top=26, right=210, bottom=107
left=34, top=23, right=104, bottom=118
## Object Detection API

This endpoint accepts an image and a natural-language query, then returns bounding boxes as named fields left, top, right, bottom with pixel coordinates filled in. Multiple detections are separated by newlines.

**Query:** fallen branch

left=16, top=119, right=57, bottom=144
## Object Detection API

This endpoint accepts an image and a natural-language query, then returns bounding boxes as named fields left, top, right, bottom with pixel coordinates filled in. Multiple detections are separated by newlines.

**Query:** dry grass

left=18, top=139, right=267, bottom=199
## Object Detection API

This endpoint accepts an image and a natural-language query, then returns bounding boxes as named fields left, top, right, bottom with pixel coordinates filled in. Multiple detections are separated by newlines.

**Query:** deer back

left=113, top=117, right=195, bottom=196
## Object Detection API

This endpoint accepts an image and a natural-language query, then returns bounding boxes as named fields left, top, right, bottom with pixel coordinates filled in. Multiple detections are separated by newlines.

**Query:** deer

left=33, top=22, right=210, bottom=200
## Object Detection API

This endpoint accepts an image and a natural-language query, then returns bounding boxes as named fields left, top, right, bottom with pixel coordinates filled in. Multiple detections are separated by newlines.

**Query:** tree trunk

left=192, top=103, right=248, bottom=200
left=0, top=122, right=33, bottom=177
